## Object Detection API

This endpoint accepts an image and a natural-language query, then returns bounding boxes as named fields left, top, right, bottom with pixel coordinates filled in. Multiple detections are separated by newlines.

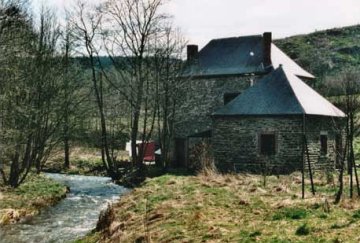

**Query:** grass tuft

left=295, top=223, right=310, bottom=236
left=272, top=207, right=308, bottom=220
left=352, top=209, right=360, bottom=219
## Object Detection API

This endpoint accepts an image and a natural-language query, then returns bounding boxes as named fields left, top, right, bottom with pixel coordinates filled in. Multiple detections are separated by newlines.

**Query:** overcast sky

left=31, top=0, right=360, bottom=48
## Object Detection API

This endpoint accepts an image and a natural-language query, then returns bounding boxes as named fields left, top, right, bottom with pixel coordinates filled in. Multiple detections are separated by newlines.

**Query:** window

left=260, top=133, right=276, bottom=156
left=320, top=135, right=328, bottom=155
left=224, top=93, right=240, bottom=105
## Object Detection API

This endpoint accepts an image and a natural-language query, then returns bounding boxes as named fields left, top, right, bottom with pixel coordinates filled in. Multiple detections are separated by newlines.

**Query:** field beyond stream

left=80, top=171, right=360, bottom=242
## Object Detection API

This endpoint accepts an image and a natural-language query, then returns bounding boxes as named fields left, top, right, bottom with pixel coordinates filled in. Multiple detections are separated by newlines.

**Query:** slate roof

left=213, top=66, right=345, bottom=117
left=271, top=44, right=314, bottom=79
left=183, top=35, right=314, bottom=79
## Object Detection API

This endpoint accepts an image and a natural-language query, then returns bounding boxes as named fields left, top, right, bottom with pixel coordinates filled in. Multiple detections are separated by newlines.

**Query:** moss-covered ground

left=0, top=174, right=68, bottom=225
left=79, top=171, right=360, bottom=242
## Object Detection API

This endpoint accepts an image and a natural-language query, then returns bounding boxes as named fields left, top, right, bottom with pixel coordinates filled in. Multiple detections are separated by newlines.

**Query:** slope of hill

left=275, top=25, right=360, bottom=86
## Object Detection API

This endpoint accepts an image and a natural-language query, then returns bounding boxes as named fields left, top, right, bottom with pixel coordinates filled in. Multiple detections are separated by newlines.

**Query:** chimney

left=263, top=32, right=272, bottom=68
left=187, top=45, right=198, bottom=62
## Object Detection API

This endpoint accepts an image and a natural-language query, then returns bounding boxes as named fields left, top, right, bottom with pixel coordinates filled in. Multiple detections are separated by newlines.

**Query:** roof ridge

left=280, top=67, right=307, bottom=114
left=210, top=34, right=263, bottom=42
left=271, top=43, right=315, bottom=79
left=281, top=67, right=345, bottom=117
left=213, top=66, right=345, bottom=117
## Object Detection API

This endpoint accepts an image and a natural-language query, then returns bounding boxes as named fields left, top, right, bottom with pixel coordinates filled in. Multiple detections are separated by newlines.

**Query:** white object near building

left=125, top=140, right=142, bottom=157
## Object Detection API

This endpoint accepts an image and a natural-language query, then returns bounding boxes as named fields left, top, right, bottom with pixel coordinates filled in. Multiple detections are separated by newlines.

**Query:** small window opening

left=320, top=135, right=328, bottom=155
left=224, top=92, right=240, bottom=105
left=260, top=133, right=276, bottom=156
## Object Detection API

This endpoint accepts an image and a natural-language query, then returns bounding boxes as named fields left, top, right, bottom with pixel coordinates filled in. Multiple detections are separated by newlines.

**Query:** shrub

left=352, top=210, right=360, bottom=219
left=249, top=230, right=261, bottom=238
left=188, top=141, right=217, bottom=174
left=295, top=223, right=310, bottom=236
left=272, top=208, right=308, bottom=220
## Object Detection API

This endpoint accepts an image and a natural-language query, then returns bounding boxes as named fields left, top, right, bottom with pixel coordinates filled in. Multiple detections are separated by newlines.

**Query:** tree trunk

left=90, top=60, right=117, bottom=180
left=9, top=148, right=20, bottom=188
left=64, top=132, right=70, bottom=169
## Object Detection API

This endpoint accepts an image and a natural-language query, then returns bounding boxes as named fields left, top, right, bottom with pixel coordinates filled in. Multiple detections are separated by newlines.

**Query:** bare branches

left=326, top=69, right=360, bottom=202
left=100, top=0, right=172, bottom=172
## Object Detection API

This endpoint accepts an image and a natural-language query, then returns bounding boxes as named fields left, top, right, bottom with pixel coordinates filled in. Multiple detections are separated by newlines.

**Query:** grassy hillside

left=80, top=172, right=360, bottom=242
left=275, top=25, right=360, bottom=87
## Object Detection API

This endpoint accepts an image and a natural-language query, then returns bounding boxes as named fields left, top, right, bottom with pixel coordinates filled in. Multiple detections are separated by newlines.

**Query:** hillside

left=74, top=25, right=360, bottom=91
left=275, top=25, right=360, bottom=87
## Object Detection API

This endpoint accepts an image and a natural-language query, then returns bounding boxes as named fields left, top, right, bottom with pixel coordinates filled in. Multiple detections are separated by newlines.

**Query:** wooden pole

left=349, top=135, right=353, bottom=198
left=302, top=136, right=305, bottom=199
left=352, top=156, right=360, bottom=196
left=304, top=135, right=316, bottom=195
left=302, top=115, right=305, bottom=199
left=302, top=114, right=315, bottom=197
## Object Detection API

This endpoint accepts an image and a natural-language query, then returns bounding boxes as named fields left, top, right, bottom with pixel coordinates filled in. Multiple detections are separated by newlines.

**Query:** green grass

left=352, top=209, right=360, bottom=219
left=78, top=172, right=360, bottom=242
left=274, top=24, right=360, bottom=91
left=295, top=223, right=311, bottom=236
left=272, top=207, right=309, bottom=220
left=0, top=173, right=67, bottom=225
left=43, top=146, right=110, bottom=176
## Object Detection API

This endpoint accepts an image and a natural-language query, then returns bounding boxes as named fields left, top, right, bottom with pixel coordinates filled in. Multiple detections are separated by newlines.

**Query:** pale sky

left=31, top=0, right=360, bottom=48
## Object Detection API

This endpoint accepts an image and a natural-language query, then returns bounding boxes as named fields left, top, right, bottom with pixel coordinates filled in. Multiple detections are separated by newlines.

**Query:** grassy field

left=0, top=174, right=68, bottom=225
left=79, top=171, right=360, bottom=242
left=44, top=146, right=130, bottom=176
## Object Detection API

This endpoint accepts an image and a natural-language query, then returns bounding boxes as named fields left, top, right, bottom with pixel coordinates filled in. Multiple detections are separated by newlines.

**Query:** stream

left=0, top=173, right=128, bottom=243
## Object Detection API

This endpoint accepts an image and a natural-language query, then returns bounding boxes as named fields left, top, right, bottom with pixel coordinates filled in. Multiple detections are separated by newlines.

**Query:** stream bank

left=0, top=173, right=128, bottom=243
left=0, top=174, right=67, bottom=225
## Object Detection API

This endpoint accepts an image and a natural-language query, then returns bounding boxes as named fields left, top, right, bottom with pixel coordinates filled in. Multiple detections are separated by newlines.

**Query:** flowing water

left=0, top=173, right=128, bottom=243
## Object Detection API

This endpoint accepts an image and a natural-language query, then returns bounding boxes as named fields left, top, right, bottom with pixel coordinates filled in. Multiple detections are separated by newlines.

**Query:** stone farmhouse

left=174, top=32, right=345, bottom=173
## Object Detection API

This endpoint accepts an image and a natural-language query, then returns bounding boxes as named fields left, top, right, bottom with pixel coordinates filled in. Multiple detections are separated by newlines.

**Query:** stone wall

left=212, top=115, right=343, bottom=174
left=174, top=75, right=259, bottom=138
left=304, top=116, right=344, bottom=171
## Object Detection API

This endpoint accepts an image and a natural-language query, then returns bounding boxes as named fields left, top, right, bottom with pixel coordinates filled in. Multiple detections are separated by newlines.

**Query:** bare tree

left=60, top=20, right=90, bottom=169
left=102, top=0, right=168, bottom=175
left=326, top=69, right=360, bottom=203
left=152, top=25, right=186, bottom=170
left=69, top=0, right=120, bottom=179
left=0, top=1, right=64, bottom=187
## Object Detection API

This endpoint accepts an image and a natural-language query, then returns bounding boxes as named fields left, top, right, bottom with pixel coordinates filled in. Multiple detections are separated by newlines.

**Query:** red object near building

left=138, top=142, right=155, bottom=162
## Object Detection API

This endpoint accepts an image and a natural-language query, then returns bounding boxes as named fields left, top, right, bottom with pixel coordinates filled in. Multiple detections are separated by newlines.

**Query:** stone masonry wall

left=304, top=116, right=344, bottom=172
left=174, top=75, right=259, bottom=138
left=212, top=116, right=343, bottom=174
